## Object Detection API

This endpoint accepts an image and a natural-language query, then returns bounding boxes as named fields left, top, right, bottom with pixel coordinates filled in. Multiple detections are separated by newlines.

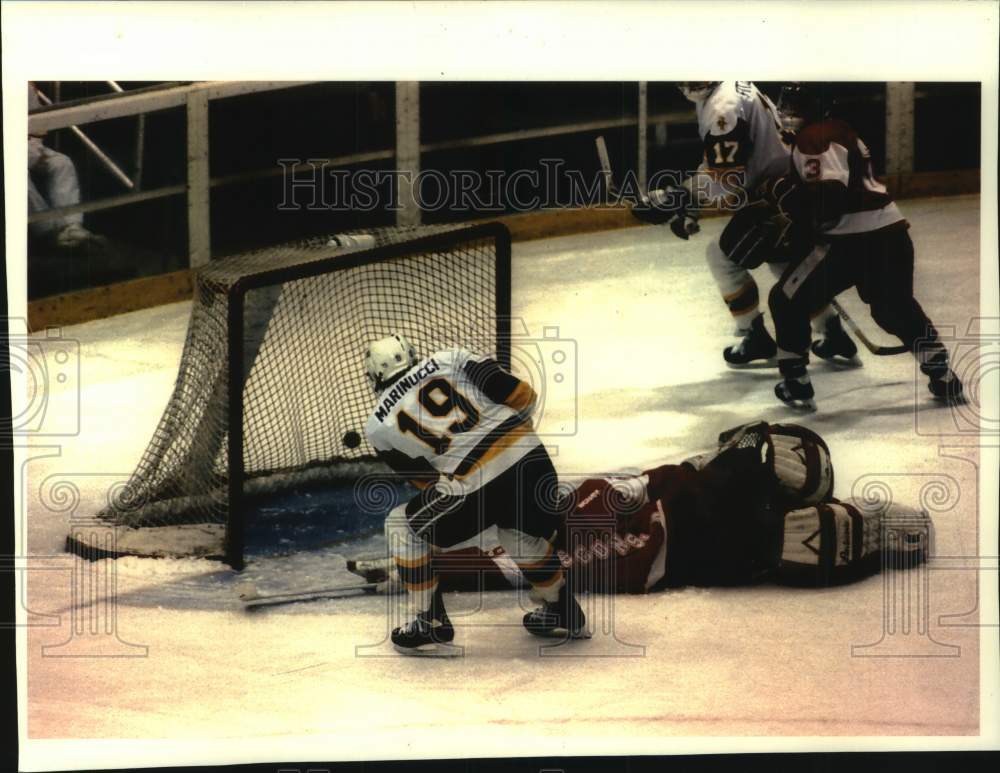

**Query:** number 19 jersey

left=364, top=348, right=540, bottom=492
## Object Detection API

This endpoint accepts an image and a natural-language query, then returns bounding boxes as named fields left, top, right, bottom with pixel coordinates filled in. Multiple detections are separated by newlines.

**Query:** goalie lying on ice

left=349, top=420, right=932, bottom=594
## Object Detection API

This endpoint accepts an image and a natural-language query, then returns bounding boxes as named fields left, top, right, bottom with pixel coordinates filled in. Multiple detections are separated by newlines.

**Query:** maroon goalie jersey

left=557, top=474, right=671, bottom=594
left=432, top=465, right=695, bottom=595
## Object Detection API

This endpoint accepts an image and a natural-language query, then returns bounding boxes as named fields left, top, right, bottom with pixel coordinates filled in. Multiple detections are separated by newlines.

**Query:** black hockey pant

left=768, top=224, right=946, bottom=368
left=389, top=446, right=566, bottom=606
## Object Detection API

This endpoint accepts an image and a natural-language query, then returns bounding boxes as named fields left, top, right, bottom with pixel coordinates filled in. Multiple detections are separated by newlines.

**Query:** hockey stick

left=830, top=298, right=909, bottom=356
left=595, top=134, right=642, bottom=204
left=239, top=580, right=378, bottom=609
left=597, top=134, right=699, bottom=238
left=595, top=134, right=618, bottom=202
left=596, top=135, right=644, bottom=203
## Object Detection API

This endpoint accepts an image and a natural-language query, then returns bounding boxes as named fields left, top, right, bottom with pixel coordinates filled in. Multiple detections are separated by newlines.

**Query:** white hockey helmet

left=364, top=334, right=418, bottom=393
left=678, top=82, right=720, bottom=102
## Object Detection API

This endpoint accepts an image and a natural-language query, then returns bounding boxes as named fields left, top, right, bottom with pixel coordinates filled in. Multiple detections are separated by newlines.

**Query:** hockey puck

left=342, top=430, right=362, bottom=449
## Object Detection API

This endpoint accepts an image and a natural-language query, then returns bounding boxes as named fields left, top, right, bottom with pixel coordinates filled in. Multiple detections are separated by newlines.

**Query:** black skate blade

left=393, top=641, right=463, bottom=657
left=780, top=397, right=817, bottom=413
left=930, top=391, right=967, bottom=406
left=816, top=354, right=863, bottom=369
left=725, top=357, right=778, bottom=370
left=526, top=625, right=592, bottom=640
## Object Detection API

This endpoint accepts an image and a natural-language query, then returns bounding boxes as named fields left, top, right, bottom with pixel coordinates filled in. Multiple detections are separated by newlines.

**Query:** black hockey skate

left=811, top=315, right=861, bottom=366
left=523, top=585, right=590, bottom=640
left=920, top=349, right=965, bottom=404
left=775, top=362, right=816, bottom=411
left=392, top=603, right=460, bottom=657
left=926, top=370, right=965, bottom=403
left=775, top=376, right=816, bottom=411
left=724, top=315, right=777, bottom=367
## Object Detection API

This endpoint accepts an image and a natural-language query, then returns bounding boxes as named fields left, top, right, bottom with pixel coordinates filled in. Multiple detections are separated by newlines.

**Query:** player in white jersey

left=363, top=334, right=588, bottom=655
left=632, top=82, right=852, bottom=366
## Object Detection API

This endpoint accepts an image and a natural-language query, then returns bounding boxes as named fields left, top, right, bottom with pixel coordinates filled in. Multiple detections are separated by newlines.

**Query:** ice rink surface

left=21, top=195, right=989, bottom=754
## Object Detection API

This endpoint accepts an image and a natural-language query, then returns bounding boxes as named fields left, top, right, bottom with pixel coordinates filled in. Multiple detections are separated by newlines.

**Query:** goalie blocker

left=350, top=421, right=932, bottom=594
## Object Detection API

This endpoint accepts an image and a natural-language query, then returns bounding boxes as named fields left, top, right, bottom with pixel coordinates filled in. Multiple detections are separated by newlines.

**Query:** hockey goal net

left=68, top=223, right=511, bottom=568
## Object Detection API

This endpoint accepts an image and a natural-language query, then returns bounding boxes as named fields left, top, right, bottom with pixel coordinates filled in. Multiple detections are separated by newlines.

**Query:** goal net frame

left=224, top=223, right=512, bottom=567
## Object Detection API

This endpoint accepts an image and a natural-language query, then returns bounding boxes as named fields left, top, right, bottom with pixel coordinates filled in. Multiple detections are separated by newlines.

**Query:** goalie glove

left=713, top=420, right=834, bottom=506
left=346, top=557, right=403, bottom=594
left=631, top=186, right=700, bottom=239
left=768, top=423, right=834, bottom=506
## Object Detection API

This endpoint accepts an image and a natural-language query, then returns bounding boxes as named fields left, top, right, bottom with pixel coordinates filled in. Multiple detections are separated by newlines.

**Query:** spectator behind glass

left=28, top=82, right=103, bottom=249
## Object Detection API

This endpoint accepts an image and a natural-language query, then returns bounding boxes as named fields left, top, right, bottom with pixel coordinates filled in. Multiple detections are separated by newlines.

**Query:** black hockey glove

left=719, top=204, right=796, bottom=270
left=631, top=186, right=700, bottom=240
left=757, top=175, right=813, bottom=229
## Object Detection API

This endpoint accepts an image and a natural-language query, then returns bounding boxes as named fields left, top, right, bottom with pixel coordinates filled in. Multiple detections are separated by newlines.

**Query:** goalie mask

left=364, top=334, right=418, bottom=393
left=678, top=81, right=721, bottom=102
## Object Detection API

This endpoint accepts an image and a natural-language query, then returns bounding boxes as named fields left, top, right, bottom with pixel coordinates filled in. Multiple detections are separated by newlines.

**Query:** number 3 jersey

left=364, top=348, right=540, bottom=492
left=690, top=81, right=791, bottom=206
left=788, top=118, right=905, bottom=235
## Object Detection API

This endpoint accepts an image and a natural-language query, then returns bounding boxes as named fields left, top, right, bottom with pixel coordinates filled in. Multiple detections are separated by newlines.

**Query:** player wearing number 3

left=363, top=334, right=588, bottom=655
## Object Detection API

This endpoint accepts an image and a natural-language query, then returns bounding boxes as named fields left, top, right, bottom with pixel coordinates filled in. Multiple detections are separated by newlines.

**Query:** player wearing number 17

left=632, top=82, right=850, bottom=366
left=363, top=335, right=588, bottom=655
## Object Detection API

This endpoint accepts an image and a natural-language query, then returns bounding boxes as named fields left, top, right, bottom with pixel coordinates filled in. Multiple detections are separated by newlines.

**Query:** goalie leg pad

left=777, top=500, right=932, bottom=587
left=777, top=501, right=879, bottom=586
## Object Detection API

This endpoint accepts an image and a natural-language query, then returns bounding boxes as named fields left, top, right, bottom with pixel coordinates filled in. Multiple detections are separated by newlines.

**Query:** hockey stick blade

left=594, top=134, right=636, bottom=204
left=240, top=581, right=378, bottom=609
left=830, top=298, right=909, bottom=356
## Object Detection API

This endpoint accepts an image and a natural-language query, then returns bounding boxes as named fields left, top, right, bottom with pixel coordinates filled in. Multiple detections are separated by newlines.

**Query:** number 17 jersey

left=693, top=81, right=791, bottom=201
left=364, top=348, right=540, bottom=492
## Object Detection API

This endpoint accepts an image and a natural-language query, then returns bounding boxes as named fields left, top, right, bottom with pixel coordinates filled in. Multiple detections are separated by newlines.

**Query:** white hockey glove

left=346, top=557, right=403, bottom=594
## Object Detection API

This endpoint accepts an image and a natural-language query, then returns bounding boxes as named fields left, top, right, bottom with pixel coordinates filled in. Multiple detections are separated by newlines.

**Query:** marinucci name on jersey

left=373, top=358, right=442, bottom=422
left=365, top=348, right=541, bottom=492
